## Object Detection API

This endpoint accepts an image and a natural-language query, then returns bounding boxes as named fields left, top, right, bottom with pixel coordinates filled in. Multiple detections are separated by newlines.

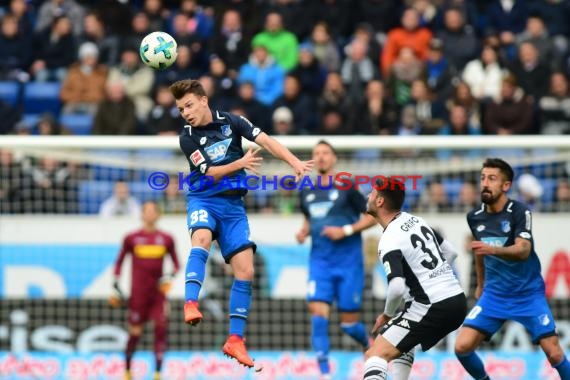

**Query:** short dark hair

left=315, top=139, right=337, bottom=156
left=482, top=158, right=514, bottom=182
left=169, top=79, right=207, bottom=100
left=374, top=176, right=406, bottom=211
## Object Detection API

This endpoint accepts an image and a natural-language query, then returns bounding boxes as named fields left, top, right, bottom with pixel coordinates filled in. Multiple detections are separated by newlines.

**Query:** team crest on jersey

left=501, top=221, right=511, bottom=233
left=221, top=124, right=232, bottom=136
left=190, top=150, right=205, bottom=166
left=205, top=138, right=231, bottom=163
left=329, top=189, right=339, bottom=201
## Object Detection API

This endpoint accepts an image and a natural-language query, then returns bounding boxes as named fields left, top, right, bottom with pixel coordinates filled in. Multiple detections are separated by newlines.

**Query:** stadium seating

left=0, top=81, right=21, bottom=106
left=22, top=82, right=62, bottom=116
left=59, top=113, right=94, bottom=135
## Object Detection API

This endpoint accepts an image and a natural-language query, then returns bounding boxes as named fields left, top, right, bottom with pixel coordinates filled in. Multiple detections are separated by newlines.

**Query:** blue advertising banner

left=0, top=351, right=561, bottom=380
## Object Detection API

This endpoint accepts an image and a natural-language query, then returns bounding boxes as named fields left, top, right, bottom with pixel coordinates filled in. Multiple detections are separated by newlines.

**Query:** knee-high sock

left=553, top=356, right=570, bottom=380
left=363, top=356, right=388, bottom=380
left=154, top=319, right=167, bottom=372
left=125, top=334, right=140, bottom=370
left=311, top=315, right=330, bottom=375
left=184, top=247, right=209, bottom=302
left=392, top=349, right=415, bottom=380
left=456, top=351, right=489, bottom=380
left=229, top=279, right=252, bottom=337
left=340, top=321, right=369, bottom=348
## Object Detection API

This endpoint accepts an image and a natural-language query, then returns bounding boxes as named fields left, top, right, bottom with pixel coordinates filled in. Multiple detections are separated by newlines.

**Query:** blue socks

left=554, top=356, right=570, bottom=380
left=341, top=321, right=370, bottom=349
left=184, top=247, right=209, bottom=302
left=229, top=279, right=252, bottom=337
left=456, top=351, right=489, bottom=380
left=311, top=316, right=330, bottom=375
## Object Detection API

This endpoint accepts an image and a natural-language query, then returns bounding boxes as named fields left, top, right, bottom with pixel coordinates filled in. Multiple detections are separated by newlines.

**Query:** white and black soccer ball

left=139, top=31, right=178, bottom=70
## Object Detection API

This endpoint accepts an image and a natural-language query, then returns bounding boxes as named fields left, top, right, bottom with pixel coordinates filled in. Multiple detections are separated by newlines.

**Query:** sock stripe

left=229, top=314, right=248, bottom=319
left=191, top=247, right=209, bottom=254
left=184, top=279, right=202, bottom=285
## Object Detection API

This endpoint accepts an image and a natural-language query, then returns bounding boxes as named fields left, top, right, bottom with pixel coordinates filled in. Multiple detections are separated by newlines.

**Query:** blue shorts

left=307, top=259, right=364, bottom=312
left=463, top=291, right=557, bottom=344
left=187, top=196, right=256, bottom=263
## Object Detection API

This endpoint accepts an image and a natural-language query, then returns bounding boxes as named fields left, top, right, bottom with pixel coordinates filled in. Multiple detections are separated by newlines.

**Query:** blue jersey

left=467, top=199, right=545, bottom=297
left=179, top=110, right=261, bottom=198
left=300, top=183, right=366, bottom=267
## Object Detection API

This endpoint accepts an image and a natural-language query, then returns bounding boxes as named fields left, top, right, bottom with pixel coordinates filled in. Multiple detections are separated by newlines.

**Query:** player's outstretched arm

left=253, top=133, right=313, bottom=181
left=321, top=214, right=378, bottom=241
left=205, top=147, right=263, bottom=182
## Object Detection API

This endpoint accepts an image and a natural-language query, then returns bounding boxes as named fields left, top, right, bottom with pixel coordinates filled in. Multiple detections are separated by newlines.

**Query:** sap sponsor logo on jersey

left=308, top=201, right=333, bottom=219
left=190, top=150, right=205, bottom=166
left=400, top=216, right=420, bottom=232
left=205, top=138, right=231, bottom=163
left=481, top=237, right=508, bottom=247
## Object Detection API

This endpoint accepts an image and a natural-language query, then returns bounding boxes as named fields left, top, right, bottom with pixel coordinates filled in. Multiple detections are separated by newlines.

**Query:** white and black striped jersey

left=378, top=212, right=464, bottom=305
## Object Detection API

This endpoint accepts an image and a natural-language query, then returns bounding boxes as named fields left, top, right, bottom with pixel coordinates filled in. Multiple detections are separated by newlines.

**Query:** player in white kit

left=363, top=177, right=467, bottom=380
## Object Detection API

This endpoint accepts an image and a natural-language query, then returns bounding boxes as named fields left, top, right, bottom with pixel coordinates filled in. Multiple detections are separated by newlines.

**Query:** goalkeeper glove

left=108, top=280, right=126, bottom=308
left=158, top=274, right=174, bottom=295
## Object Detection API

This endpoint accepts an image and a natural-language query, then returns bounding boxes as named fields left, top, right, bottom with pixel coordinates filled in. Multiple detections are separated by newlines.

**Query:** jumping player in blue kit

left=296, top=141, right=377, bottom=380
left=169, top=79, right=313, bottom=369
left=454, top=158, right=570, bottom=380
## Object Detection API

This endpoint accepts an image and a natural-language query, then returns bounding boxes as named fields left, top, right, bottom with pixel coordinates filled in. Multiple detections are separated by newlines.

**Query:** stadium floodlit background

left=1, top=0, right=570, bottom=379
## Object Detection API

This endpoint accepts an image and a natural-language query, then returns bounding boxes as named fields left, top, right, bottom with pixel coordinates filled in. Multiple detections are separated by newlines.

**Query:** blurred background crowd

left=1, top=0, right=570, bottom=214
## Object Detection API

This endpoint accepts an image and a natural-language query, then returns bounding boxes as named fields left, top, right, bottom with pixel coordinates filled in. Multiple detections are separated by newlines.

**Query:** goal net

left=1, top=135, right=569, bottom=379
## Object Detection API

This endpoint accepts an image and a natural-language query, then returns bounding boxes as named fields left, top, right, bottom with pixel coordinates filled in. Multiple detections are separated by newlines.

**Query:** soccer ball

left=139, top=31, right=178, bottom=70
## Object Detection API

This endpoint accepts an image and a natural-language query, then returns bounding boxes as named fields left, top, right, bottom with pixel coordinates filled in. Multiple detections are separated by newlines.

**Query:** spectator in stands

left=291, top=43, right=327, bottom=99
left=251, top=11, right=299, bottom=71
left=418, top=181, right=453, bottom=213
left=407, top=78, right=448, bottom=133
left=516, top=14, right=557, bottom=69
left=60, top=42, right=108, bottom=115
left=99, top=181, right=141, bottom=218
left=36, top=112, right=69, bottom=135
left=509, top=41, right=551, bottom=101
left=0, top=149, right=27, bottom=213
left=341, top=38, right=379, bottom=106
left=35, top=0, right=85, bottom=37
left=157, top=176, right=186, bottom=214
left=462, top=43, right=505, bottom=101
left=209, top=55, right=237, bottom=108
left=455, top=181, right=479, bottom=213
left=410, top=0, right=440, bottom=30
left=266, top=0, right=306, bottom=40
left=271, top=106, right=295, bottom=135
left=9, top=0, right=34, bottom=35
left=381, top=8, right=432, bottom=78
left=529, top=0, right=570, bottom=59
left=318, top=72, right=350, bottom=122
left=146, top=85, right=183, bottom=135
left=79, top=11, right=120, bottom=67
left=539, top=72, right=570, bottom=134
left=273, top=74, right=315, bottom=134
left=424, top=38, right=455, bottom=102
left=387, top=47, right=425, bottom=106
left=169, top=12, right=206, bottom=70
left=108, top=47, right=155, bottom=122
left=176, top=0, right=214, bottom=41
left=317, top=108, right=346, bottom=135
left=0, top=100, right=20, bottom=134
left=142, top=0, right=169, bottom=31
left=437, top=104, right=481, bottom=160
left=233, top=82, right=270, bottom=130
left=349, top=22, right=382, bottom=68
left=31, top=15, right=76, bottom=82
left=517, top=173, right=544, bottom=211
left=237, top=43, right=285, bottom=106
left=448, top=80, right=482, bottom=129
left=155, top=45, right=203, bottom=89
left=308, top=21, right=340, bottom=72
left=350, top=79, right=399, bottom=135
left=209, top=9, right=250, bottom=75
left=484, top=74, right=535, bottom=135
left=396, top=104, right=422, bottom=136
left=308, top=0, right=353, bottom=41
left=23, top=156, right=78, bottom=214
left=0, top=13, right=32, bottom=81
left=553, top=179, right=570, bottom=212
left=486, top=0, right=529, bottom=45
left=437, top=7, right=479, bottom=71
left=93, top=82, right=137, bottom=135
left=355, top=0, right=399, bottom=38
left=121, top=11, right=151, bottom=53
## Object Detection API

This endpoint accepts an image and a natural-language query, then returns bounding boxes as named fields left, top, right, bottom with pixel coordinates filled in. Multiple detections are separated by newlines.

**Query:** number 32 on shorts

left=190, top=210, right=209, bottom=225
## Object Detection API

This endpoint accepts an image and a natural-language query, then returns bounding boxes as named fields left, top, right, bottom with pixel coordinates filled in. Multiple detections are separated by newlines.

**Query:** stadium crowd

left=1, top=0, right=570, bottom=214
